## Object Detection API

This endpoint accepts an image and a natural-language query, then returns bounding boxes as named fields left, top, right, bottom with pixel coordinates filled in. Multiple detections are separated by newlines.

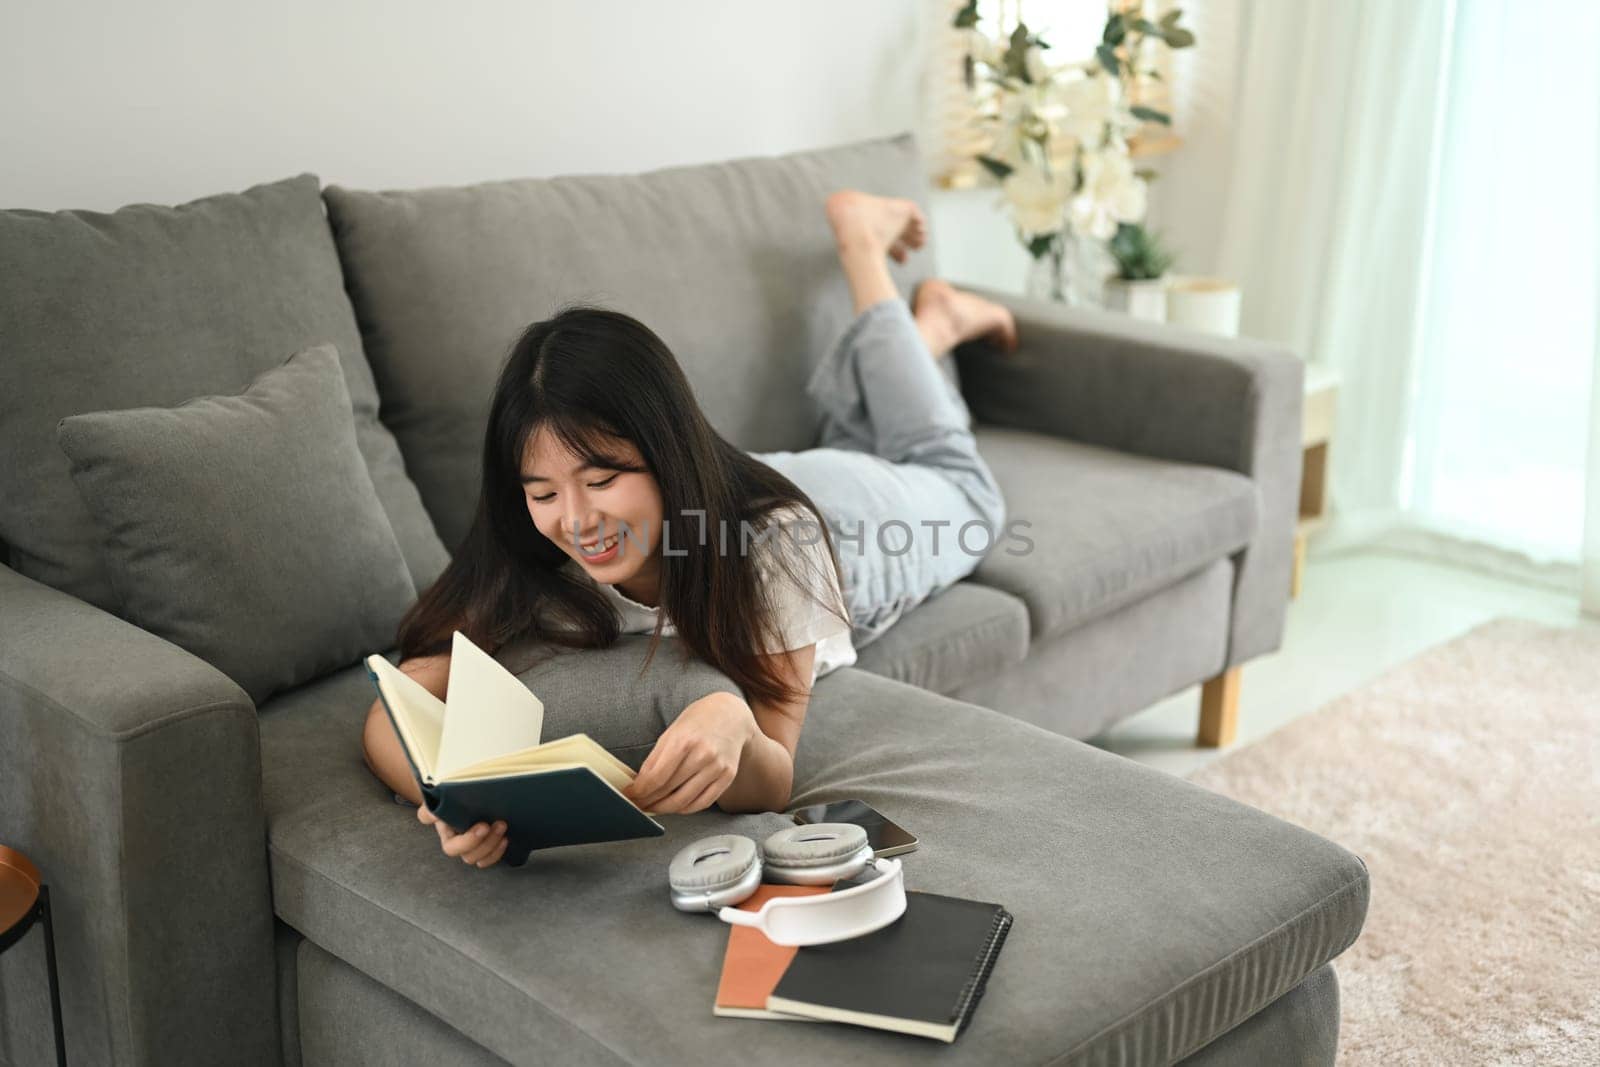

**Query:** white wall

left=1140, top=0, right=1242, bottom=286
left=1, top=0, right=1034, bottom=290
left=1, top=1, right=936, bottom=204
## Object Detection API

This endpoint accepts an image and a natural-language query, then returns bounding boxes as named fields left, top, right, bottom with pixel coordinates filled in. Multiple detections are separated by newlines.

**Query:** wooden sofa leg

left=1197, top=667, right=1242, bottom=748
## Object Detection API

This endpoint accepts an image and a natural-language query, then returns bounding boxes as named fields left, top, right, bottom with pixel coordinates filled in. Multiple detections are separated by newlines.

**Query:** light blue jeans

left=752, top=298, right=1006, bottom=647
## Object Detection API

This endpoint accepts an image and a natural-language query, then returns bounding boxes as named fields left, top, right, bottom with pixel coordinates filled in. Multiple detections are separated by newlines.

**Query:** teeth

left=580, top=534, right=619, bottom=556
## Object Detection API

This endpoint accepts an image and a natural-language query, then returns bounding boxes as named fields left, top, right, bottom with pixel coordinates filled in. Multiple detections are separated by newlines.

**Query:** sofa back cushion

left=324, top=133, right=934, bottom=550
left=0, top=175, right=450, bottom=614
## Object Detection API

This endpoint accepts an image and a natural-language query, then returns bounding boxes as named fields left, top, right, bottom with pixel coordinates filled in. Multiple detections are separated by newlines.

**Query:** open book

left=365, top=631, right=664, bottom=867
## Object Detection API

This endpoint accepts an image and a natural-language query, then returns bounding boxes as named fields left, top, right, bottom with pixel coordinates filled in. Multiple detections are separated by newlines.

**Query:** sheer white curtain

left=1171, top=0, right=1599, bottom=613
left=1410, top=1, right=1598, bottom=578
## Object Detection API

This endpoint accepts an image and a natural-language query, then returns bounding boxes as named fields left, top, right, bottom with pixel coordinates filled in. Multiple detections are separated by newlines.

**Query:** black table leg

left=39, top=886, right=65, bottom=1067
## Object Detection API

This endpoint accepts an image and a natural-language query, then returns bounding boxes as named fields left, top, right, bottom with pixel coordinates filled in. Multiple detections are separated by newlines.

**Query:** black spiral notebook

left=766, top=890, right=1013, bottom=1042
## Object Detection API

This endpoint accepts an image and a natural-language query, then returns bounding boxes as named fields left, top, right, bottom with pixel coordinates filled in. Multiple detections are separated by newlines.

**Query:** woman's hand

left=625, top=692, right=757, bottom=814
left=417, top=804, right=509, bottom=869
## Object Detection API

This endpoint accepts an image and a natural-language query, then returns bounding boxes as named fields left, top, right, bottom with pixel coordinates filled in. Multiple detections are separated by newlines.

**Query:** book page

left=365, top=655, right=445, bottom=783
left=434, top=631, right=547, bottom=779
left=443, top=733, right=634, bottom=792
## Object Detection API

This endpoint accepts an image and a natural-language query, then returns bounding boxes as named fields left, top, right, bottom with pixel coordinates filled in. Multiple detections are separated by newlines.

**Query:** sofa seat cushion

left=323, top=134, right=937, bottom=548
left=972, top=426, right=1259, bottom=642
left=851, top=581, right=1028, bottom=695
left=261, top=660, right=1367, bottom=1066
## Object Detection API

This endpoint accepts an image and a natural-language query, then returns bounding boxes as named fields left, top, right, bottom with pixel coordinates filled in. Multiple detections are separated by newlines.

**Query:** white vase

left=1165, top=275, right=1242, bottom=336
left=1025, top=243, right=1069, bottom=304
left=1024, top=232, right=1108, bottom=308
left=1103, top=277, right=1168, bottom=322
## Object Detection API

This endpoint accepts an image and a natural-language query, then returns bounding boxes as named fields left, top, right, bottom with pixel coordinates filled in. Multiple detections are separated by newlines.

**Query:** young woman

left=361, top=190, right=1018, bottom=869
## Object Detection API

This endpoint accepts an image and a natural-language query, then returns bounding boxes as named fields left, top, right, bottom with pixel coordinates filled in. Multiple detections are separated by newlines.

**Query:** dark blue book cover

left=426, top=767, right=664, bottom=868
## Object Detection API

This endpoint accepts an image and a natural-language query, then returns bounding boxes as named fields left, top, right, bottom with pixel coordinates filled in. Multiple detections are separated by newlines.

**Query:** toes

left=889, top=242, right=908, bottom=264
left=1001, top=317, right=1020, bottom=353
left=986, top=307, right=1020, bottom=353
left=903, top=207, right=927, bottom=249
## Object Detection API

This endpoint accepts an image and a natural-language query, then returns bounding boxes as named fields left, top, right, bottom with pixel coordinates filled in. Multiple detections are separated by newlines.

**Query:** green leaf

left=952, top=0, right=979, bottom=28
left=1096, top=43, right=1121, bottom=77
left=1006, top=23, right=1034, bottom=83
left=1143, top=69, right=1164, bottom=81
left=1026, top=233, right=1058, bottom=259
left=975, top=155, right=1014, bottom=180
left=1130, top=105, right=1171, bottom=125
left=1106, top=222, right=1176, bottom=280
left=1160, top=9, right=1184, bottom=28
left=1134, top=168, right=1159, bottom=181
left=1163, top=27, right=1196, bottom=48
left=1131, top=18, right=1162, bottom=35
left=1102, top=13, right=1125, bottom=44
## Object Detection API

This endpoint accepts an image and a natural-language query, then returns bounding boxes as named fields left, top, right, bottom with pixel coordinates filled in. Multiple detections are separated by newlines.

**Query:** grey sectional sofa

left=0, top=133, right=1364, bottom=1066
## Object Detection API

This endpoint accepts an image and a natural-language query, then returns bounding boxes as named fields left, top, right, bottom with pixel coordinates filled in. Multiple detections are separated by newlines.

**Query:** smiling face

left=520, top=427, right=666, bottom=601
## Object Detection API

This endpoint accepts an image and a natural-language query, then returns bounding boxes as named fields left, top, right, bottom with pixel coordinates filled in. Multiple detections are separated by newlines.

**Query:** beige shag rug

left=1191, top=617, right=1600, bottom=1065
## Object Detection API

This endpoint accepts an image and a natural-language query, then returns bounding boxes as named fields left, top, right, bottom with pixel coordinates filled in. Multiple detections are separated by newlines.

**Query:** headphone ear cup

left=762, top=823, right=874, bottom=885
left=668, top=835, right=762, bottom=912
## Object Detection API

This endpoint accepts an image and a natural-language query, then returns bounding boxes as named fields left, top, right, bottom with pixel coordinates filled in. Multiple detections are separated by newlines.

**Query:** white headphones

left=668, top=823, right=906, bottom=945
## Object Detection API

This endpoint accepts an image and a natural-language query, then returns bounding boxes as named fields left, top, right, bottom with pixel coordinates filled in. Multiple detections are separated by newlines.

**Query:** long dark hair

left=396, top=305, right=844, bottom=706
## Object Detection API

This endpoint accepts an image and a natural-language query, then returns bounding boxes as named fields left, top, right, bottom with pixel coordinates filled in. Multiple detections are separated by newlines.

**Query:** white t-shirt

left=589, top=505, right=856, bottom=686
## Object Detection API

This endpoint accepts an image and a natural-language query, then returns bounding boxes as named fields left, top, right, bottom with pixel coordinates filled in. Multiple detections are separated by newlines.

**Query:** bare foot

left=824, top=190, right=927, bottom=263
left=913, top=279, right=1019, bottom=357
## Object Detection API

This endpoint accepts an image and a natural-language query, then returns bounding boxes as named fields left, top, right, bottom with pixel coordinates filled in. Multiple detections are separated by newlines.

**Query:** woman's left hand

left=625, top=692, right=756, bottom=814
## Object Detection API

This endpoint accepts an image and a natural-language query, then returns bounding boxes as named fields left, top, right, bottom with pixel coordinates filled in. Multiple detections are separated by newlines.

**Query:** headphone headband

left=718, top=856, right=905, bottom=946
left=667, top=822, right=907, bottom=944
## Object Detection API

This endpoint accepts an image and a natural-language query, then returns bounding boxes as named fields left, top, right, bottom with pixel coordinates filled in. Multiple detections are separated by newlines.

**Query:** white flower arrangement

left=952, top=3, right=1194, bottom=297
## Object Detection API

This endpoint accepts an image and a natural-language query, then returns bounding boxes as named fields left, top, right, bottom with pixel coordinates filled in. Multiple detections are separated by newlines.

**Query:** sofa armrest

left=0, top=565, right=278, bottom=1066
left=955, top=288, right=1304, bottom=665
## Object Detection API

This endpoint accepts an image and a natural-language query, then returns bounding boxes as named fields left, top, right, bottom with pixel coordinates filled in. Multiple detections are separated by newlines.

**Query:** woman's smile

left=575, top=532, right=621, bottom=564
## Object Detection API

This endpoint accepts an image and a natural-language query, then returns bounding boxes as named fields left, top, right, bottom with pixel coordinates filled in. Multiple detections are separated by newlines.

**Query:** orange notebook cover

left=712, top=884, right=830, bottom=1019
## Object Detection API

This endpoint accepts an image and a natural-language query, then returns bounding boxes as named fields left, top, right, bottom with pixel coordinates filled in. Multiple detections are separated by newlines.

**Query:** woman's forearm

left=712, top=645, right=812, bottom=814
left=361, top=654, right=447, bottom=808
left=717, top=727, right=795, bottom=814
left=362, top=700, right=424, bottom=806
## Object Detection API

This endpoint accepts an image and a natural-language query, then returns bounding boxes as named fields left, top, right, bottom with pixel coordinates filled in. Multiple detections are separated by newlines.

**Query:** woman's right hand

left=417, top=804, right=509, bottom=868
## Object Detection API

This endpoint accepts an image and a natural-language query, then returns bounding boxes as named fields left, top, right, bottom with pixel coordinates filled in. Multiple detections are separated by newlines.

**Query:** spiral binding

left=949, top=906, right=1014, bottom=1035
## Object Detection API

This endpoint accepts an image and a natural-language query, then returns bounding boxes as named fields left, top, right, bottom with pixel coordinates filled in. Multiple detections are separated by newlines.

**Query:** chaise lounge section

left=267, top=641, right=1366, bottom=1065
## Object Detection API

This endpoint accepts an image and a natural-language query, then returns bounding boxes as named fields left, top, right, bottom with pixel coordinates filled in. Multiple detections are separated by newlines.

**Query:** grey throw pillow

left=498, top=634, right=745, bottom=770
left=56, top=344, right=418, bottom=705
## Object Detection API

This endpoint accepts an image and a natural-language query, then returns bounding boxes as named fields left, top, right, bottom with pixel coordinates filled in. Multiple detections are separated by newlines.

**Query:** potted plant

left=1104, top=222, right=1174, bottom=321
left=951, top=4, right=1195, bottom=306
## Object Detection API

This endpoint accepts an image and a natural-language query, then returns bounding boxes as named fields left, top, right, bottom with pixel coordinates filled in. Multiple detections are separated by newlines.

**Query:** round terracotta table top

left=0, top=845, right=43, bottom=936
